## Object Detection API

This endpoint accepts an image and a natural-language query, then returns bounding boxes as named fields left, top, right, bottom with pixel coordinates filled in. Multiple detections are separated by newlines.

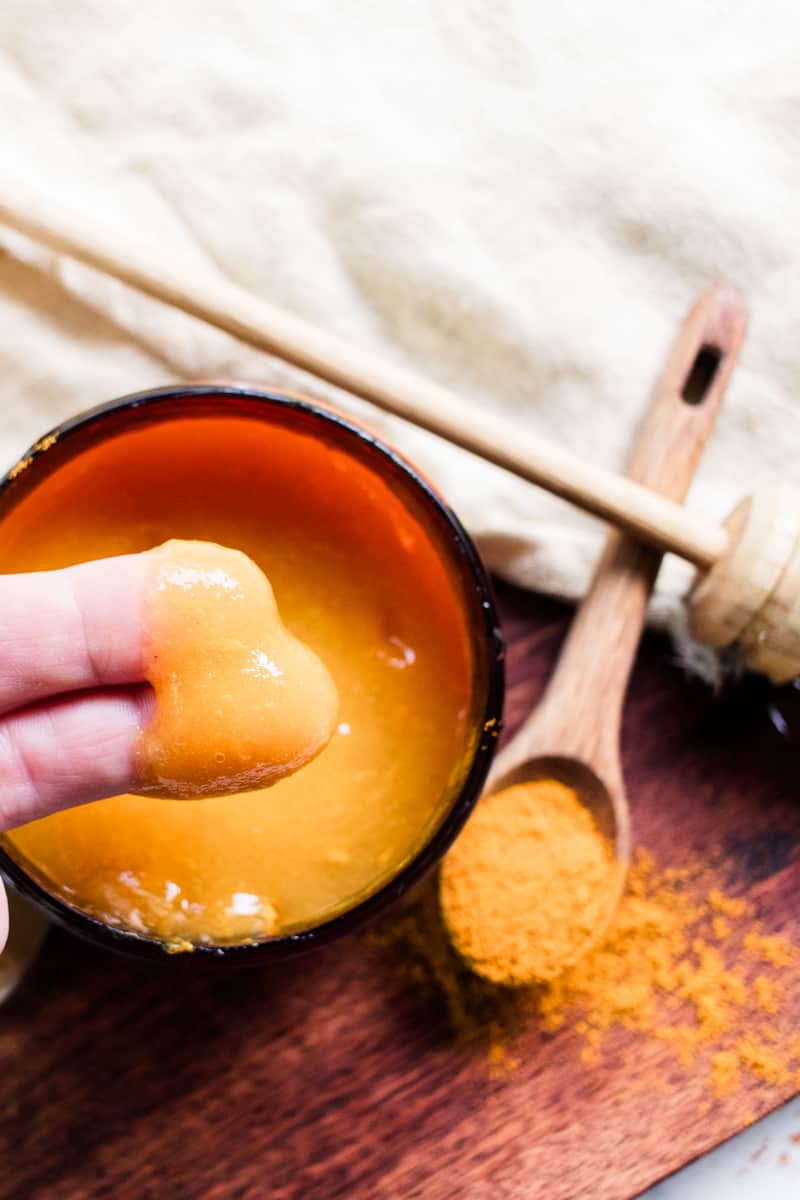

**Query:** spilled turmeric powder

left=440, top=779, right=616, bottom=984
left=372, top=848, right=800, bottom=1104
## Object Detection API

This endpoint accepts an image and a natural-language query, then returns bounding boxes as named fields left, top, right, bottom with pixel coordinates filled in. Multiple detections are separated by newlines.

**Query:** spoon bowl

left=488, top=756, right=626, bottom=853
left=443, top=754, right=631, bottom=983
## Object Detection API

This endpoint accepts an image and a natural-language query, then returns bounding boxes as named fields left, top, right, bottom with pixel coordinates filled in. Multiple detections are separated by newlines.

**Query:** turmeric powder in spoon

left=441, top=290, right=741, bottom=987
left=440, top=779, right=614, bottom=985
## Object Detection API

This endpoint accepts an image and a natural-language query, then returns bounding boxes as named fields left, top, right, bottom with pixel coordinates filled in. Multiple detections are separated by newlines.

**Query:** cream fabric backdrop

left=1, top=0, right=799, bottom=673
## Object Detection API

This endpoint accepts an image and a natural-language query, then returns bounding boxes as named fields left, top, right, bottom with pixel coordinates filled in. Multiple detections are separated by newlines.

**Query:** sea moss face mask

left=1, top=410, right=478, bottom=949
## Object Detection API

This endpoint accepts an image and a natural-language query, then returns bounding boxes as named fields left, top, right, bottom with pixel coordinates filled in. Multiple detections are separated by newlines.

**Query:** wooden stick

left=0, top=184, right=743, bottom=569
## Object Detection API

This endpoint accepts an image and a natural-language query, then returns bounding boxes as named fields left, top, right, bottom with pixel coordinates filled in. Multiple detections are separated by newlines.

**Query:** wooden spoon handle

left=0, top=183, right=738, bottom=568
left=512, top=288, right=747, bottom=776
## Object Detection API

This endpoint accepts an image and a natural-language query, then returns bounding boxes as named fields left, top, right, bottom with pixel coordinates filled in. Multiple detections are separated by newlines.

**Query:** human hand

left=0, top=555, right=152, bottom=952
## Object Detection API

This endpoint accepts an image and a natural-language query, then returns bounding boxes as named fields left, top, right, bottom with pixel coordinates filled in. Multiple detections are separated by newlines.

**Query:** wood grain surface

left=2, top=581, right=800, bottom=1200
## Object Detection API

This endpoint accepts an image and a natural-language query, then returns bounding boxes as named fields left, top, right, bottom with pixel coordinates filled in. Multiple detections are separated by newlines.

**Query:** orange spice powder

left=371, top=848, right=800, bottom=1100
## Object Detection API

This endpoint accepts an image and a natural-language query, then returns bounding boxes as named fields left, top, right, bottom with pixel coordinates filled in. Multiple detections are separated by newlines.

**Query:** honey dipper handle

left=518, top=288, right=748, bottom=776
left=0, top=182, right=732, bottom=568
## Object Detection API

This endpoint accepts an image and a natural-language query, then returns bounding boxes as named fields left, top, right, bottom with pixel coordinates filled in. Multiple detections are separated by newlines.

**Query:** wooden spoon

left=440, top=288, right=746, bottom=985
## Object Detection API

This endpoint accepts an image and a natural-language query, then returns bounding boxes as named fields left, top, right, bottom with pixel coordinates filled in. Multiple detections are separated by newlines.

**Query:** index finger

left=0, top=554, right=147, bottom=716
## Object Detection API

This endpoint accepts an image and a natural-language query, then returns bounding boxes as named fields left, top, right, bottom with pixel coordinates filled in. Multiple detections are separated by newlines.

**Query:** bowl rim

left=0, top=384, right=505, bottom=963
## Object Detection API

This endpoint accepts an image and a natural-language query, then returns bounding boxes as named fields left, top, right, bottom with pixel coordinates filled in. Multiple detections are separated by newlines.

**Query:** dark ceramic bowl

left=0, top=386, right=504, bottom=963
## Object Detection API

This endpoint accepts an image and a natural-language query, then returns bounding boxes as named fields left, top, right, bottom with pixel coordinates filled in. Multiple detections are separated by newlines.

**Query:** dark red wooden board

left=2, top=581, right=800, bottom=1200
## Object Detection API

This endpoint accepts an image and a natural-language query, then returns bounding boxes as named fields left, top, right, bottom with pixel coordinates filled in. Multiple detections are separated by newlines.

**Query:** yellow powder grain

left=712, top=916, right=731, bottom=940
left=709, top=889, right=748, bottom=919
left=711, top=1050, right=741, bottom=1097
left=488, top=1024, right=520, bottom=1079
left=744, top=931, right=799, bottom=968
left=754, top=975, right=782, bottom=1016
left=737, top=1037, right=792, bottom=1087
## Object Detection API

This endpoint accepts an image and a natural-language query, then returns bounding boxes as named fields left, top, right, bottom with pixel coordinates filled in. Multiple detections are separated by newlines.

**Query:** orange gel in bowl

left=0, top=391, right=499, bottom=955
left=135, top=539, right=339, bottom=798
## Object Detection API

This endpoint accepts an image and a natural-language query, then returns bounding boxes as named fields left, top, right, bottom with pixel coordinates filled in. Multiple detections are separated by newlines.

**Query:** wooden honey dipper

left=1, top=187, right=792, bottom=680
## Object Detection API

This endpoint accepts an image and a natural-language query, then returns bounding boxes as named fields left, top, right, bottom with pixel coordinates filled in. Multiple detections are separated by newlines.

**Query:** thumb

left=0, top=553, right=151, bottom=831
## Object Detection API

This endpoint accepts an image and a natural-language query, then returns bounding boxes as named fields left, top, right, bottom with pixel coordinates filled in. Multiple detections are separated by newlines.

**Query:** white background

left=645, top=1099, right=800, bottom=1196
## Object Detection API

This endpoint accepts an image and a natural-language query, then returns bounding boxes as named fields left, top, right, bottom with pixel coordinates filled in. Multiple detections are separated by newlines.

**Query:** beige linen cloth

left=1, top=1, right=799, bottom=985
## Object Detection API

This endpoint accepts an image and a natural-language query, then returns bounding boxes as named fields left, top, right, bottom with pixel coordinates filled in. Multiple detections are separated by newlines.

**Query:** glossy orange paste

left=1, top=413, right=476, bottom=947
left=135, top=539, right=339, bottom=798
